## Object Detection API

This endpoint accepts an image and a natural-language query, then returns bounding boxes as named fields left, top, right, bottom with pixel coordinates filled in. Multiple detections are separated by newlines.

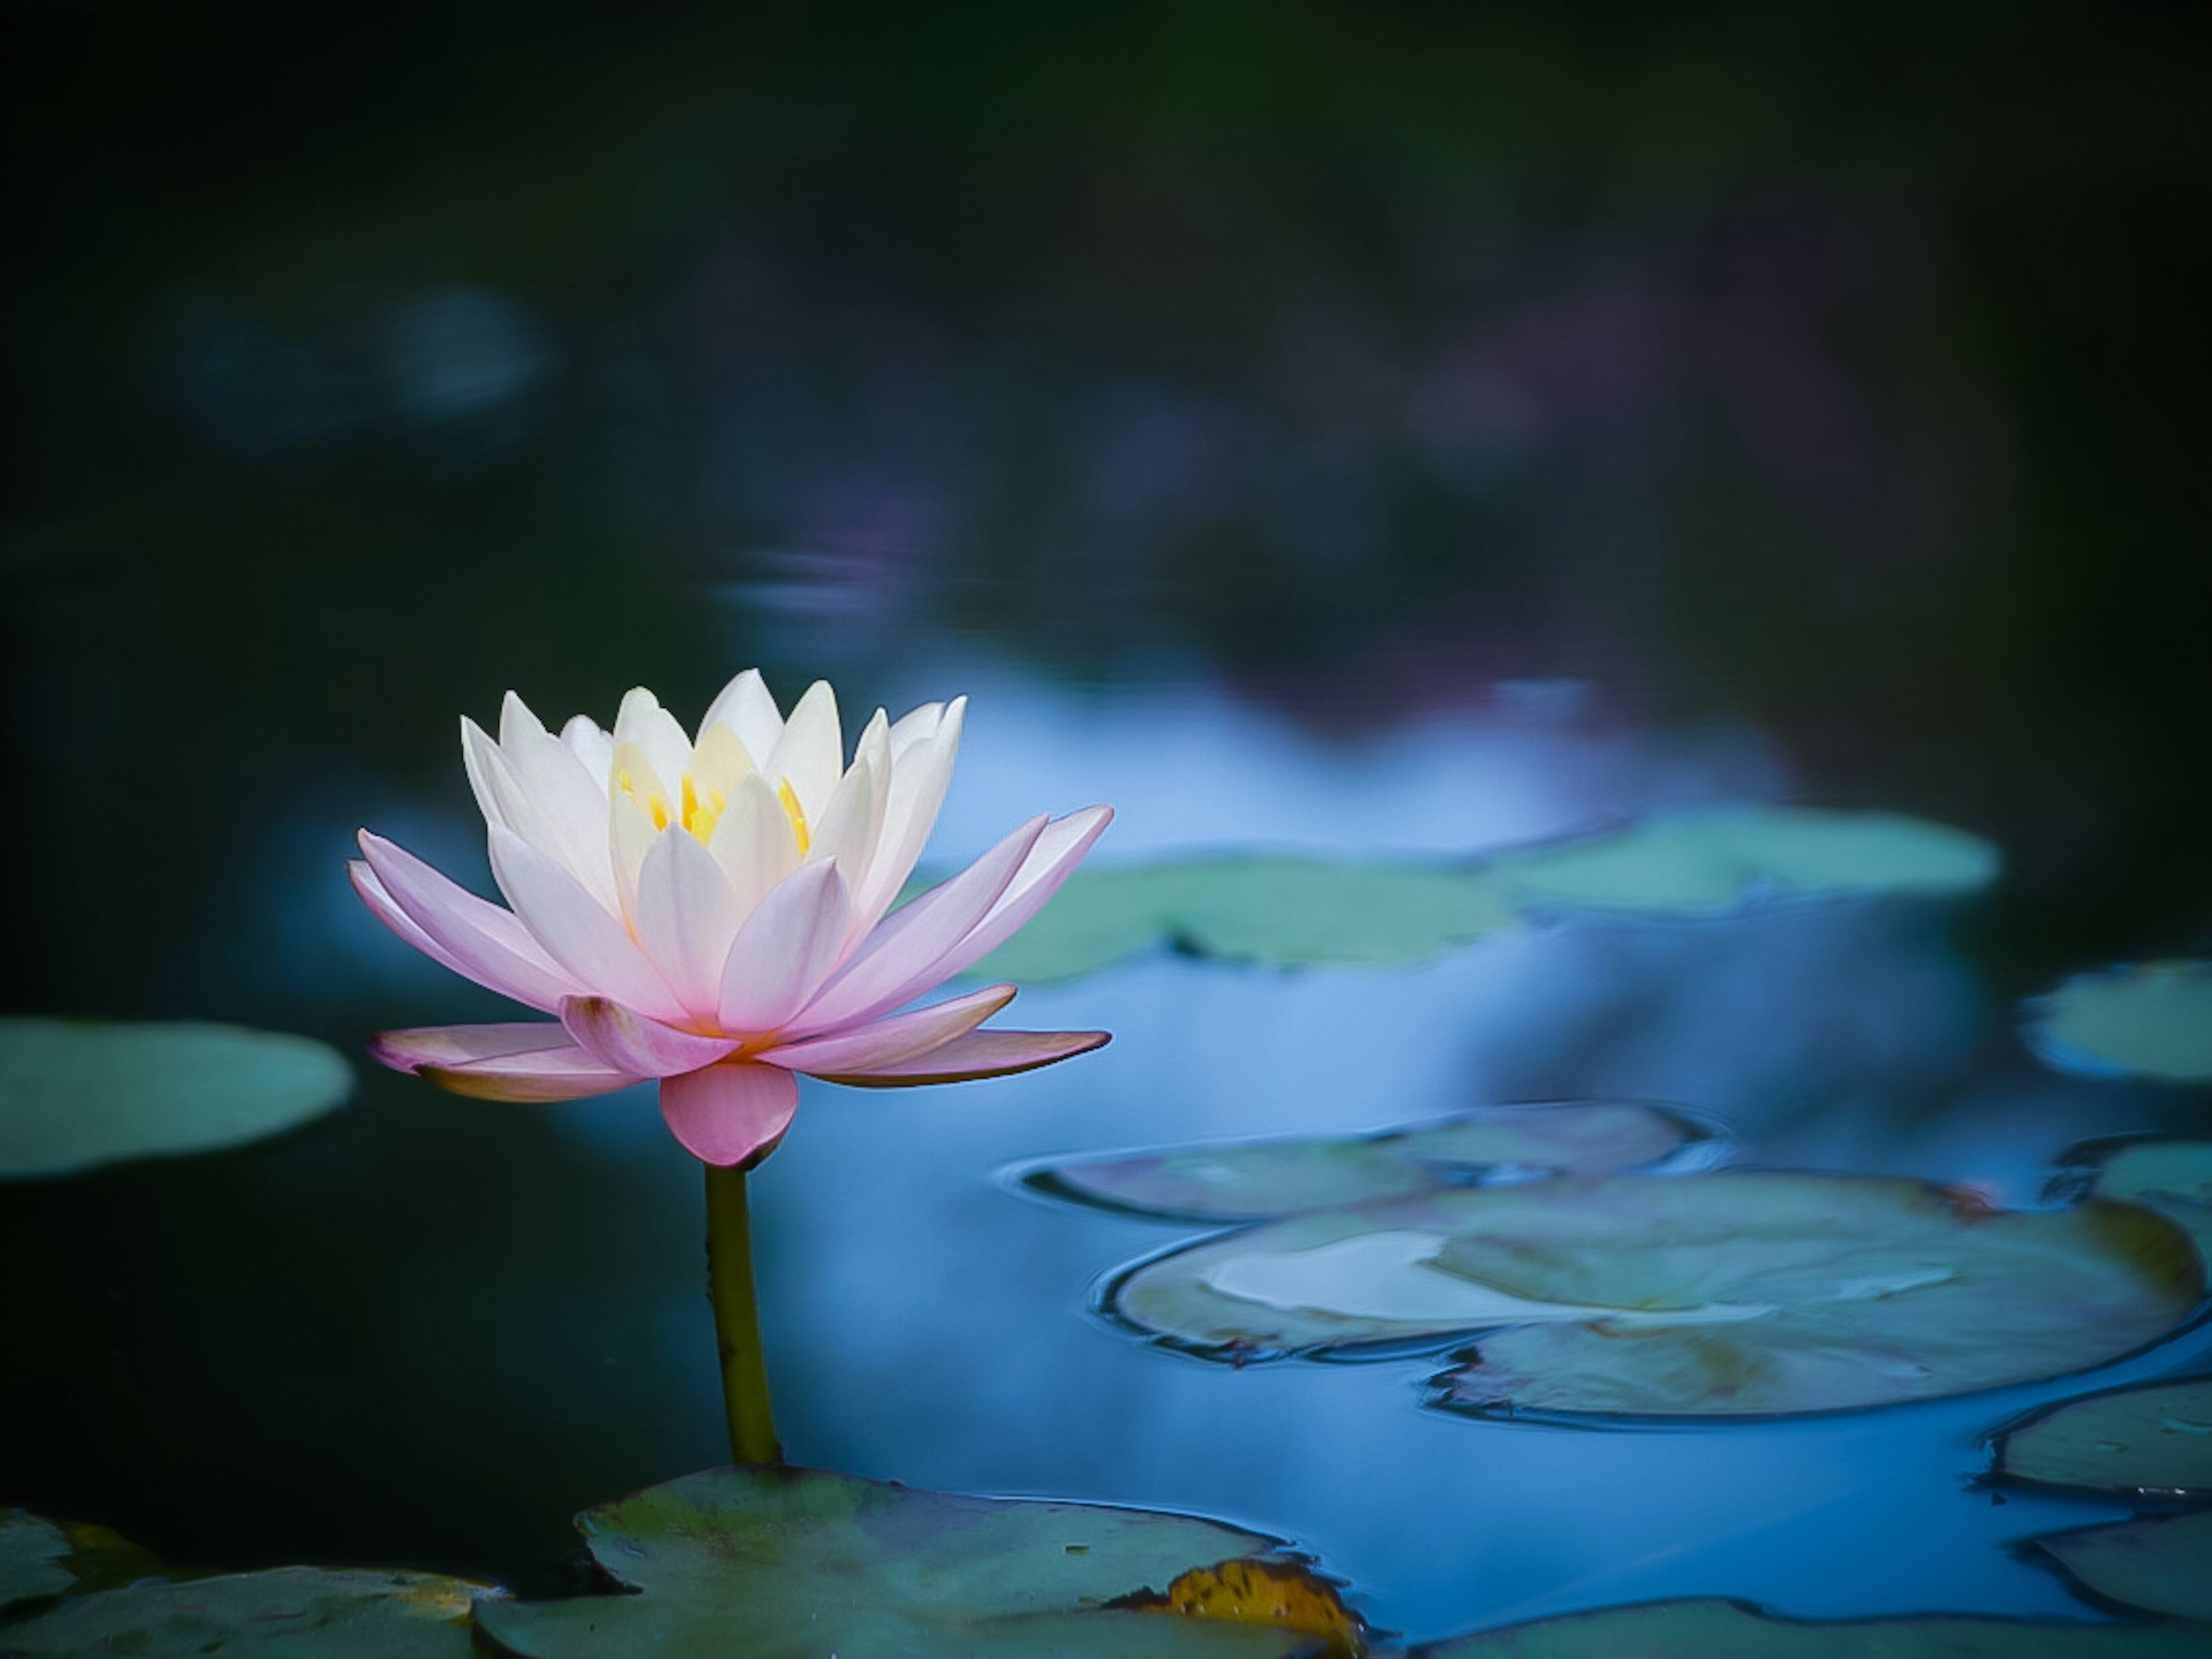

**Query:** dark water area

left=5, top=3, right=2210, bottom=1645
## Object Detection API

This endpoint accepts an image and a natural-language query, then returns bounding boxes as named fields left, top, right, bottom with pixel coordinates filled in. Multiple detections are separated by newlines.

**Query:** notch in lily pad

left=1490, top=806, right=1999, bottom=914
left=0, top=1018, right=354, bottom=1178
left=968, top=857, right=1518, bottom=983
left=2024, top=962, right=2212, bottom=1084
left=1106, top=1172, right=2202, bottom=1415
left=1994, top=1376, right=2212, bottom=1497
left=472, top=1465, right=1365, bottom=1658
left=1024, top=1101, right=1719, bottom=1222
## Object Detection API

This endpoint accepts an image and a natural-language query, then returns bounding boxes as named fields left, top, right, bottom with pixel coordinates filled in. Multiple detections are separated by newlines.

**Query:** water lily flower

left=353, top=671, right=1112, bottom=1168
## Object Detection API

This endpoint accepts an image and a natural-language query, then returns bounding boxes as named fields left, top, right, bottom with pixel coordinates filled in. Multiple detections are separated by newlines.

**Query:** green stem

left=704, top=1161, right=782, bottom=1465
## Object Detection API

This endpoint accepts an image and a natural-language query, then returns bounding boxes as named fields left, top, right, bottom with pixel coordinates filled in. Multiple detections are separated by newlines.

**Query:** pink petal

left=659, top=1062, right=801, bottom=1166
left=357, top=832, right=578, bottom=1013
left=812, top=1028, right=1110, bottom=1088
left=924, top=805, right=1114, bottom=981
left=786, top=815, right=1046, bottom=1036
left=351, top=861, right=472, bottom=982
left=369, top=1021, right=574, bottom=1071
left=487, top=825, right=687, bottom=1022
left=757, top=983, right=1017, bottom=1076
left=560, top=996, right=740, bottom=1078
left=410, top=1036, right=644, bottom=1103
left=718, top=859, right=854, bottom=1035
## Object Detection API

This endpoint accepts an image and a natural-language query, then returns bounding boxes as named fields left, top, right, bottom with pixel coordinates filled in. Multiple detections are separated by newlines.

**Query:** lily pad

left=0, top=1018, right=353, bottom=1177
left=1416, top=1596, right=2212, bottom=1656
left=971, top=858, right=1517, bottom=982
left=2027, top=964, right=2212, bottom=1082
left=0, top=1514, right=72, bottom=1612
left=1030, top=1102, right=1713, bottom=1221
left=1107, top=1174, right=2200, bottom=1415
left=1997, top=1378, right=2212, bottom=1495
left=474, top=1466, right=1351, bottom=1658
left=0, top=1566, right=490, bottom=1657
left=1490, top=807, right=1999, bottom=913
left=2069, top=1141, right=2212, bottom=1258
left=2039, top=1510, right=2212, bottom=1622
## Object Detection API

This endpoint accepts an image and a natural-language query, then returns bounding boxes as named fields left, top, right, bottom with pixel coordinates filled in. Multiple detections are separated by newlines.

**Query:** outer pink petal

left=369, top=1021, right=575, bottom=1071
left=786, top=815, right=1045, bottom=1036
left=811, top=1028, right=1110, bottom=1088
left=921, top=805, right=1114, bottom=983
left=487, top=824, right=687, bottom=1022
left=757, top=983, right=1017, bottom=1076
left=560, top=996, right=741, bottom=1078
left=401, top=1035, right=643, bottom=1103
left=659, top=1062, right=801, bottom=1166
left=351, top=861, right=474, bottom=982
left=357, top=832, right=579, bottom=1013
left=718, top=859, right=853, bottom=1034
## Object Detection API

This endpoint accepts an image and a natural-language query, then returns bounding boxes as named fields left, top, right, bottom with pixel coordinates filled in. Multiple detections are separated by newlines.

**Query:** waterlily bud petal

left=660, top=1062, right=800, bottom=1166
left=813, top=1028, right=1110, bottom=1088
left=560, top=997, right=741, bottom=1077
left=719, top=859, right=853, bottom=1034
left=759, top=983, right=1017, bottom=1076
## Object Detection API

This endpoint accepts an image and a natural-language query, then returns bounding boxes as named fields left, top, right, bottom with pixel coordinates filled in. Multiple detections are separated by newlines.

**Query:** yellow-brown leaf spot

left=1122, top=1556, right=1364, bottom=1655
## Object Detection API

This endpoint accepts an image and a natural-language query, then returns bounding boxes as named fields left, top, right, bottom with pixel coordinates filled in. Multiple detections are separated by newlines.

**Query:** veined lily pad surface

left=969, top=857, right=1518, bottom=982
left=2025, top=962, right=2212, bottom=1083
left=2072, top=1141, right=2212, bottom=1256
left=1108, top=1173, right=2201, bottom=1415
left=1416, top=1596, right=2212, bottom=1656
left=1997, top=1378, right=2212, bottom=1495
left=0, top=1566, right=489, bottom=1657
left=0, top=1513, right=73, bottom=1612
left=0, top=1018, right=353, bottom=1177
left=1031, top=1102, right=1711, bottom=1221
left=2037, top=1510, right=2212, bottom=1623
left=1490, top=806, right=1999, bottom=913
left=474, top=1466, right=1354, bottom=1658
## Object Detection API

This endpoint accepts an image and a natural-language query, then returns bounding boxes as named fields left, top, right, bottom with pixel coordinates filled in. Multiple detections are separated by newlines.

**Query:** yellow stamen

left=777, top=779, right=812, bottom=855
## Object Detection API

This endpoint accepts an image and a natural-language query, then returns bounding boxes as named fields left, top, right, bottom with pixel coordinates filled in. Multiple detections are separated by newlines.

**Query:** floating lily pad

left=0, top=1514, right=72, bottom=1612
left=0, top=1018, right=353, bottom=1177
left=1997, top=1378, right=2212, bottom=1495
left=0, top=1566, right=490, bottom=1657
left=1108, top=1174, right=2200, bottom=1415
left=1490, top=807, right=1999, bottom=913
left=2039, top=1510, right=2212, bottom=1623
left=2069, top=1141, right=2212, bottom=1257
left=1031, top=1102, right=1713, bottom=1221
left=1417, top=1596, right=2212, bottom=1656
left=474, top=1466, right=1349, bottom=1658
left=971, top=858, right=1517, bottom=982
left=2027, top=964, right=2212, bottom=1083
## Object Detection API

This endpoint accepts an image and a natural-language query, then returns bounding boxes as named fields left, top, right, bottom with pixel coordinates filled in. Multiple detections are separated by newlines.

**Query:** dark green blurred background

left=5, top=0, right=2210, bottom=1613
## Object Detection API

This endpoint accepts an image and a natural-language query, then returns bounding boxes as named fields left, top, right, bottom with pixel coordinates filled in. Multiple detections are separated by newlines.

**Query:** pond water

left=7, top=9, right=2210, bottom=1651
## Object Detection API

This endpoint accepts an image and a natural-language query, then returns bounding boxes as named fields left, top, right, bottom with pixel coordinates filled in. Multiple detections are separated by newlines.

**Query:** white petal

left=560, top=715, right=616, bottom=789
left=719, top=860, right=854, bottom=1035
left=699, top=667, right=786, bottom=762
left=634, top=826, right=744, bottom=1023
left=609, top=793, right=659, bottom=924
left=806, top=710, right=890, bottom=896
left=497, top=689, right=551, bottom=748
left=488, top=824, right=685, bottom=1021
left=886, top=698, right=946, bottom=758
left=766, top=680, right=843, bottom=820
left=707, top=770, right=802, bottom=921
left=500, top=695, right=622, bottom=912
left=613, top=687, right=694, bottom=801
left=852, top=696, right=962, bottom=931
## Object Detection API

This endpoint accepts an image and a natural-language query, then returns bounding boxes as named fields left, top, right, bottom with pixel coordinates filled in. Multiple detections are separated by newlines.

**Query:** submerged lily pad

left=0, top=1566, right=490, bottom=1656
left=1418, top=1596, right=2211, bottom=1655
left=0, top=1514, right=73, bottom=1612
left=2039, top=1510, right=2212, bottom=1623
left=971, top=858, right=1517, bottom=982
left=1490, top=807, right=1999, bottom=913
left=1031, top=1102, right=1711, bottom=1221
left=2027, top=964, right=2212, bottom=1082
left=1997, top=1378, right=2212, bottom=1495
left=1108, top=1174, right=2200, bottom=1415
left=0, top=1018, right=353, bottom=1177
left=474, top=1466, right=1354, bottom=1658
